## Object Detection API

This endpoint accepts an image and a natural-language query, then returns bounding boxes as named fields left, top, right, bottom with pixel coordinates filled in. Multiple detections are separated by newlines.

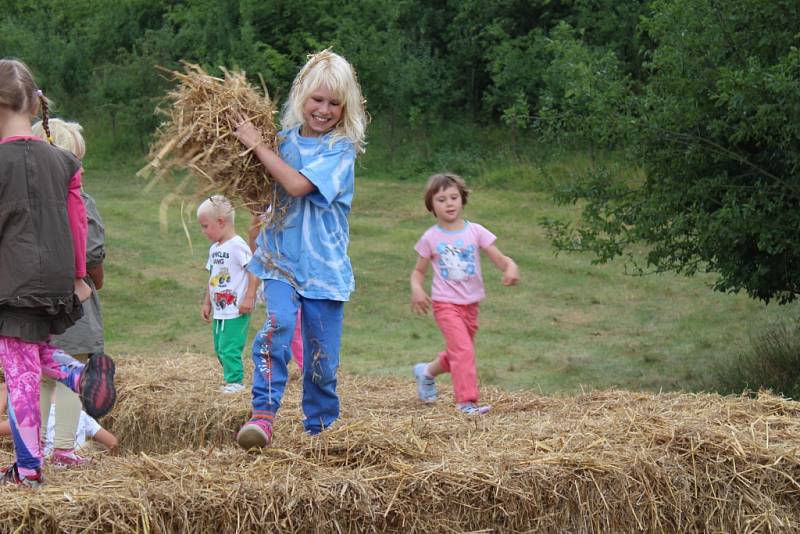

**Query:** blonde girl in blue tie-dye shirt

left=233, top=49, right=367, bottom=449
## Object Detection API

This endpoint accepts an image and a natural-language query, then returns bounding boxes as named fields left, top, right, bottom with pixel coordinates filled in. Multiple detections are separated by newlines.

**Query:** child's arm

left=67, top=169, right=91, bottom=302
left=410, top=256, right=432, bottom=315
left=0, top=386, right=7, bottom=437
left=484, top=245, right=520, bottom=286
left=91, top=428, right=118, bottom=454
left=201, top=287, right=212, bottom=322
left=85, top=199, right=106, bottom=290
left=0, top=388, right=9, bottom=437
left=239, top=272, right=259, bottom=315
left=234, top=120, right=315, bottom=197
left=87, top=264, right=104, bottom=290
left=248, top=213, right=263, bottom=253
left=67, top=169, right=88, bottom=276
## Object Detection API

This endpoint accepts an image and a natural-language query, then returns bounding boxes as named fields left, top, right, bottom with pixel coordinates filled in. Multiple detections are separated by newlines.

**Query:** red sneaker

left=237, top=419, right=273, bottom=450
left=49, top=449, right=91, bottom=469
left=0, top=464, right=44, bottom=488
left=79, top=353, right=117, bottom=419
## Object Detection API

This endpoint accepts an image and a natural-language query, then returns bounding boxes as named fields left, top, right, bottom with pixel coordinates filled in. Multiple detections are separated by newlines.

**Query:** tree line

left=0, top=0, right=645, bottom=139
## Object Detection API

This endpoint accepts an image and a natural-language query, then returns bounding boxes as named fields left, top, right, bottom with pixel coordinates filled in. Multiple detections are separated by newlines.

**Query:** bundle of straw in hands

left=137, top=62, right=279, bottom=215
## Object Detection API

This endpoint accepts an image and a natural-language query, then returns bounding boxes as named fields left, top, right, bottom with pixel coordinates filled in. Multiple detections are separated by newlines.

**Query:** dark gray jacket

left=0, top=138, right=83, bottom=341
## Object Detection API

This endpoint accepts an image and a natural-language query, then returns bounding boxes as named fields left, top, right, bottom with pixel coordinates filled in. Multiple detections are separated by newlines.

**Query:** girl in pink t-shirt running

left=410, top=173, right=520, bottom=414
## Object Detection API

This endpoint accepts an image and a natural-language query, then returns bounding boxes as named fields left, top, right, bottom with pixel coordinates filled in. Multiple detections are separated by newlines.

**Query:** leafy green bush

left=543, top=0, right=800, bottom=304
left=712, top=320, right=800, bottom=399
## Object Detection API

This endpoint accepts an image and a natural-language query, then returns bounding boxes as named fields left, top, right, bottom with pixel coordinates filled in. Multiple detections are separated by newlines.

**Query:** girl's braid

left=38, top=90, right=53, bottom=144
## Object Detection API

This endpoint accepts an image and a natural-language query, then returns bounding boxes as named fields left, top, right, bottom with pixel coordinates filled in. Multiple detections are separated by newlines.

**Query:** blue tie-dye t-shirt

left=248, top=127, right=356, bottom=301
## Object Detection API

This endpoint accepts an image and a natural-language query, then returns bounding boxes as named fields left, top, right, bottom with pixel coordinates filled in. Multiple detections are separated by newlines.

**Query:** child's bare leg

left=425, top=358, right=445, bottom=377
left=413, top=354, right=442, bottom=403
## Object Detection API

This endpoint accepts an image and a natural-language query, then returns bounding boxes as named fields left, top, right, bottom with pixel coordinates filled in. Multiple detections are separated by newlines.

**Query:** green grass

left=81, top=126, right=795, bottom=396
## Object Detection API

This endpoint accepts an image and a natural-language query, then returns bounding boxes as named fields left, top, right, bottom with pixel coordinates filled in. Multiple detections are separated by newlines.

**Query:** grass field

left=84, top=138, right=796, bottom=397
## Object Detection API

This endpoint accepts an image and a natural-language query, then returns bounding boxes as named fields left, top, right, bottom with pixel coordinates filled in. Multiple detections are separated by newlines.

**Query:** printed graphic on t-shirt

left=210, top=267, right=239, bottom=310
left=213, top=289, right=238, bottom=310
left=206, top=235, right=252, bottom=319
left=210, top=267, right=232, bottom=288
left=437, top=240, right=476, bottom=281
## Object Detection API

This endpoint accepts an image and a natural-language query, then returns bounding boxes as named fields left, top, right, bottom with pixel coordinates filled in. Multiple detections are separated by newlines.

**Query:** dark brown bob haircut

left=424, top=172, right=470, bottom=214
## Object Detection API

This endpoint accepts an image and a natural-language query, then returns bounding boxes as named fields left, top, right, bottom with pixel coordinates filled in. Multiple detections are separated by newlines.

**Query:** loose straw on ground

left=137, top=62, right=283, bottom=228
left=1, top=354, right=798, bottom=532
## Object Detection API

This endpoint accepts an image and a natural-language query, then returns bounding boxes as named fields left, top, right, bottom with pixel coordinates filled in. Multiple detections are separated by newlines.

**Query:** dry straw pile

left=1, top=354, right=799, bottom=532
left=137, top=62, right=279, bottom=218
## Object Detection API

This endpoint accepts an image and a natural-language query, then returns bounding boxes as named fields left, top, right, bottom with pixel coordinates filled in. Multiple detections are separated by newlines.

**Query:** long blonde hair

left=280, top=49, right=368, bottom=153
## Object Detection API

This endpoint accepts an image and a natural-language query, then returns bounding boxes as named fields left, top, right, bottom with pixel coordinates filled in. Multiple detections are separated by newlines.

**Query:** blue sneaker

left=413, top=363, right=437, bottom=403
left=458, top=402, right=491, bottom=415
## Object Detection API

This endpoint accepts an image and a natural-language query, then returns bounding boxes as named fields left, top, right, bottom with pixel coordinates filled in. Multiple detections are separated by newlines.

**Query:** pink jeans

left=433, top=301, right=480, bottom=404
left=0, top=336, right=82, bottom=474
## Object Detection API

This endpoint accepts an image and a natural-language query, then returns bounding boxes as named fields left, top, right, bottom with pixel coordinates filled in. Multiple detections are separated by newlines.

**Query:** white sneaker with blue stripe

left=413, top=363, right=437, bottom=403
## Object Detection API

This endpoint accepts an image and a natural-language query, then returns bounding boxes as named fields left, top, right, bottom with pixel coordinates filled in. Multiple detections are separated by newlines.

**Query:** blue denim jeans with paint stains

left=250, top=279, right=343, bottom=435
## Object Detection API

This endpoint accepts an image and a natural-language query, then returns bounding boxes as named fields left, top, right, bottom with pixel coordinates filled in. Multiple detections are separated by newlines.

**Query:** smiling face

left=300, top=84, right=343, bottom=137
left=431, top=185, right=464, bottom=226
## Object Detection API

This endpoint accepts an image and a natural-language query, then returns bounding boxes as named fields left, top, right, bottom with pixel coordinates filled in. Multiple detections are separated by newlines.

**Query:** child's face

left=301, top=84, right=343, bottom=137
left=198, top=213, right=227, bottom=243
left=431, top=185, right=464, bottom=224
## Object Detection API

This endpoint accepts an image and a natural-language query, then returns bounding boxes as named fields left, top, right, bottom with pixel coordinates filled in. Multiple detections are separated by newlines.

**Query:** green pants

left=213, top=314, right=250, bottom=384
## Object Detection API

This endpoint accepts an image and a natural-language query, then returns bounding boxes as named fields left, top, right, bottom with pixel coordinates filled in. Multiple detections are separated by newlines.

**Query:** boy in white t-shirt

left=198, top=196, right=255, bottom=394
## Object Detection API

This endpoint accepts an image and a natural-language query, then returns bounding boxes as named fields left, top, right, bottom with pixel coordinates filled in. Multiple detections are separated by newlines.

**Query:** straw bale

left=0, top=354, right=799, bottom=533
left=137, top=62, right=280, bottom=217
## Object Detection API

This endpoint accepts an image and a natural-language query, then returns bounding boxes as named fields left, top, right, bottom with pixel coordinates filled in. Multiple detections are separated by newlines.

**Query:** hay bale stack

left=138, top=63, right=279, bottom=214
left=1, top=354, right=799, bottom=532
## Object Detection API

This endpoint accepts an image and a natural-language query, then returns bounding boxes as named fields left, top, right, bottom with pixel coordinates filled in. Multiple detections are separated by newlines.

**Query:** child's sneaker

left=413, top=363, right=437, bottom=403
left=79, top=353, right=117, bottom=419
left=237, top=419, right=272, bottom=450
left=458, top=402, right=491, bottom=415
left=0, top=464, right=44, bottom=488
left=221, top=383, right=245, bottom=394
left=49, top=449, right=91, bottom=468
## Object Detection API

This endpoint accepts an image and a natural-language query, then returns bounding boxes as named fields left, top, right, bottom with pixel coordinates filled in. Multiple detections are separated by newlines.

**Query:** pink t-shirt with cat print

left=414, top=221, right=497, bottom=305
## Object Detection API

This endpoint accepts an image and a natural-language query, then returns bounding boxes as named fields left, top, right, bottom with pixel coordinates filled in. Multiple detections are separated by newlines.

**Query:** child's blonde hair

left=281, top=49, right=368, bottom=153
left=424, top=173, right=470, bottom=214
left=32, top=118, right=85, bottom=159
left=197, top=195, right=235, bottom=223
left=0, top=58, right=53, bottom=142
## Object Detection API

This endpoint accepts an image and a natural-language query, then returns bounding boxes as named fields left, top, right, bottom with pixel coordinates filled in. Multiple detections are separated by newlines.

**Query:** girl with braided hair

left=0, top=58, right=116, bottom=487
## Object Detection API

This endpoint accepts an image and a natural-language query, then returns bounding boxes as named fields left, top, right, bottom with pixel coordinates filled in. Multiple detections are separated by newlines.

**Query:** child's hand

left=233, top=115, right=264, bottom=150
left=239, top=294, right=255, bottom=315
left=201, top=302, right=212, bottom=322
left=74, top=278, right=91, bottom=302
left=502, top=260, right=520, bottom=286
left=410, top=288, right=432, bottom=315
